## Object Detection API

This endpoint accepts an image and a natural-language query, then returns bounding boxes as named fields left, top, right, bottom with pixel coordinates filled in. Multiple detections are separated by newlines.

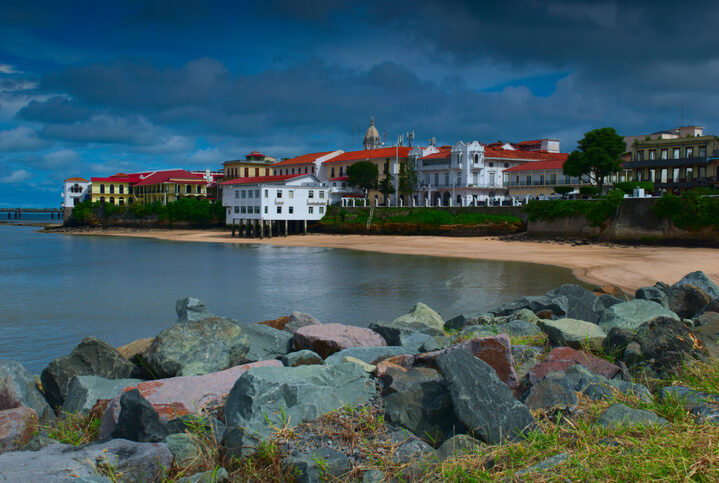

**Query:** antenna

left=397, top=134, right=403, bottom=147
left=406, top=130, right=414, bottom=147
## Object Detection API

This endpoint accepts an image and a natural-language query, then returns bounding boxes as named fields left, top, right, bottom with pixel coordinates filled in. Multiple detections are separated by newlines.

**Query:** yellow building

left=223, top=151, right=276, bottom=179
left=90, top=173, right=137, bottom=205
left=90, top=170, right=209, bottom=205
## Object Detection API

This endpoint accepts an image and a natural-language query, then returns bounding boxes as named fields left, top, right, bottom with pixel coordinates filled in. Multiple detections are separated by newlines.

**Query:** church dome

left=363, top=117, right=382, bottom=150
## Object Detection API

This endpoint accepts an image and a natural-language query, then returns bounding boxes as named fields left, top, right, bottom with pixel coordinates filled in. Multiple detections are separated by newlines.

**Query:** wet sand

left=61, top=228, right=719, bottom=293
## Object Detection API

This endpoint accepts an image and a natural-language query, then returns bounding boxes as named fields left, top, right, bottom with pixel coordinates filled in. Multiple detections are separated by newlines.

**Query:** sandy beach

left=58, top=228, right=719, bottom=293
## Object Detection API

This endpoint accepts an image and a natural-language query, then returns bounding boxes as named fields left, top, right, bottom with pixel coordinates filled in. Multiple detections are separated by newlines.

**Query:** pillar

left=303, top=219, right=307, bottom=235
left=284, top=219, right=288, bottom=237
left=268, top=220, right=272, bottom=238
left=259, top=219, right=264, bottom=239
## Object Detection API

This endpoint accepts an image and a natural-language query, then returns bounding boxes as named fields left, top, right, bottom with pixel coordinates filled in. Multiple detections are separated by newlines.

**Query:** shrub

left=524, top=189, right=624, bottom=227
left=553, top=186, right=574, bottom=195
left=651, top=189, right=719, bottom=229
left=579, top=186, right=598, bottom=196
left=614, top=181, right=654, bottom=194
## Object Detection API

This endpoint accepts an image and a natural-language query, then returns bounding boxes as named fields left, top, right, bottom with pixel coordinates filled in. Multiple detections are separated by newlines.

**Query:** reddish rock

left=98, top=359, right=282, bottom=439
left=375, top=354, right=416, bottom=378
left=528, top=346, right=621, bottom=385
left=0, top=407, right=38, bottom=453
left=294, top=323, right=386, bottom=358
left=116, top=337, right=155, bottom=360
left=257, top=316, right=291, bottom=331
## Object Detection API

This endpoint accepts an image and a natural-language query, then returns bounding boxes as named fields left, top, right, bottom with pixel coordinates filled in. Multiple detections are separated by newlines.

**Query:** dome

left=363, top=117, right=382, bottom=150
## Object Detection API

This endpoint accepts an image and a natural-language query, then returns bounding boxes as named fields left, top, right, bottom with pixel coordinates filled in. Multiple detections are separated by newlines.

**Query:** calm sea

left=0, top=225, right=583, bottom=373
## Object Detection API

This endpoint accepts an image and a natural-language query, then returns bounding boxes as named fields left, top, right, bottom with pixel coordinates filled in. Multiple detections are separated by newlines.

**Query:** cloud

left=0, top=64, right=22, bottom=74
left=16, top=96, right=92, bottom=123
left=42, top=149, right=79, bottom=168
left=0, top=169, right=32, bottom=184
left=0, top=126, right=49, bottom=151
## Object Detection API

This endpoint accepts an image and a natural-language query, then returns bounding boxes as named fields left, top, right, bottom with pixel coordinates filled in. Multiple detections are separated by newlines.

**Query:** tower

left=363, top=117, right=382, bottom=150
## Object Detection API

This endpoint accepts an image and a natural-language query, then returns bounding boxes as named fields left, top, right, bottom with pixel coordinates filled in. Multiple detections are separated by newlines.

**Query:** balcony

left=624, top=156, right=711, bottom=169
left=654, top=177, right=716, bottom=190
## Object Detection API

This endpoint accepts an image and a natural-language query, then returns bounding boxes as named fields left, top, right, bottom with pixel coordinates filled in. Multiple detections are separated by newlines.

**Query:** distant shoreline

left=49, top=226, right=719, bottom=293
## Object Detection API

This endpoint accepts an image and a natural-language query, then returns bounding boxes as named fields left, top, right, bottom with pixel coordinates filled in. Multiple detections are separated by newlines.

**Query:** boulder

left=40, top=337, right=135, bottom=410
left=496, top=319, right=543, bottom=337
left=288, top=447, right=350, bottom=483
left=0, top=439, right=173, bottom=481
left=144, top=317, right=292, bottom=378
left=0, top=360, right=55, bottom=424
left=390, top=430, right=435, bottom=463
left=435, top=349, right=535, bottom=444
left=694, top=312, right=719, bottom=358
left=542, top=364, right=652, bottom=403
left=283, top=312, right=322, bottom=334
left=369, top=303, right=445, bottom=345
left=596, top=403, right=667, bottom=428
left=116, top=337, right=155, bottom=360
left=598, top=294, right=624, bottom=310
left=506, top=309, right=541, bottom=325
left=393, top=302, right=444, bottom=331
left=527, top=347, right=621, bottom=385
left=0, top=407, right=38, bottom=453
left=672, top=271, right=719, bottom=299
left=62, top=376, right=142, bottom=415
left=257, top=315, right=291, bottom=331
left=178, top=468, right=230, bottom=483
left=176, top=297, right=214, bottom=322
left=538, top=318, right=607, bottom=351
left=98, top=360, right=281, bottom=439
left=598, top=299, right=679, bottom=332
left=635, top=286, right=670, bottom=308
left=602, top=327, right=635, bottom=357
left=343, top=356, right=376, bottom=373
left=523, top=377, right=578, bottom=412
left=668, top=284, right=714, bottom=319
left=111, top=389, right=169, bottom=442
left=399, top=332, right=452, bottom=352
left=636, top=316, right=707, bottom=375
left=435, top=434, right=483, bottom=460
left=167, top=415, right=225, bottom=442
left=515, top=452, right=569, bottom=477
left=166, top=433, right=202, bottom=467
left=224, top=362, right=376, bottom=457
left=492, top=295, right=568, bottom=319
left=281, top=350, right=323, bottom=367
left=661, top=386, right=719, bottom=423
left=382, top=366, right=466, bottom=445
left=546, top=284, right=604, bottom=323
left=444, top=314, right=473, bottom=331
left=323, top=346, right=415, bottom=366
left=293, top=323, right=386, bottom=358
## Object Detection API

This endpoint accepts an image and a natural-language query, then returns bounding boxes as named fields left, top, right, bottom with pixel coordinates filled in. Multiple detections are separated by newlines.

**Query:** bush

left=614, top=181, right=654, bottom=194
left=651, top=189, right=719, bottom=229
left=553, top=186, right=573, bottom=195
left=524, top=188, right=624, bottom=227
left=579, top=186, right=598, bottom=196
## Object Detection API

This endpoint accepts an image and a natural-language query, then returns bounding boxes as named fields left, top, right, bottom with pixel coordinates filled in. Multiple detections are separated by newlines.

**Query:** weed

left=46, top=410, right=102, bottom=446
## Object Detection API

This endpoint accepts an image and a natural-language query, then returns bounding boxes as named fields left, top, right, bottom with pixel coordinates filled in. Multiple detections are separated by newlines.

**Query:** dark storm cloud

left=17, top=96, right=92, bottom=123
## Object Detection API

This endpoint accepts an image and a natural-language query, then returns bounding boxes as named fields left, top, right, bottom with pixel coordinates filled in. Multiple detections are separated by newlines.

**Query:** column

left=259, top=219, right=264, bottom=239
left=303, top=219, right=307, bottom=235
left=284, top=219, right=288, bottom=237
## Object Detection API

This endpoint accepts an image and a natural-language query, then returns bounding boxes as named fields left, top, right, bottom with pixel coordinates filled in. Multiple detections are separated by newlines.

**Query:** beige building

left=223, top=151, right=276, bottom=179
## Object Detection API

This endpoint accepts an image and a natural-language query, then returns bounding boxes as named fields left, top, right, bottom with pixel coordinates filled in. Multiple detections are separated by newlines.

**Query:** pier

left=0, top=208, right=64, bottom=220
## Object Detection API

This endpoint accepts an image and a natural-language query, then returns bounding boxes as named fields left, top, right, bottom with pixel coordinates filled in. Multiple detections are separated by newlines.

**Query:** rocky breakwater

left=0, top=270, right=718, bottom=481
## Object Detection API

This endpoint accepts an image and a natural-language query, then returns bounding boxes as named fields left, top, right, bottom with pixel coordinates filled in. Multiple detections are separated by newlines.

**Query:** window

left=234, top=206, right=239, bottom=213
left=661, top=149, right=668, bottom=159
left=339, top=166, right=344, bottom=177
left=304, top=167, right=308, bottom=174
left=109, top=184, right=115, bottom=194
left=197, top=185, right=201, bottom=194
left=686, top=147, right=694, bottom=157
left=473, top=173, right=479, bottom=185
left=119, top=185, right=124, bottom=194
left=100, top=196, right=105, bottom=203
left=264, top=189, right=268, bottom=198
left=319, top=190, right=325, bottom=199
left=255, top=168, right=259, bottom=176
left=254, top=206, right=260, bottom=214
left=118, top=198, right=124, bottom=205
left=456, top=173, right=461, bottom=186
left=291, top=168, right=295, bottom=174
left=673, top=148, right=680, bottom=159
left=637, top=151, right=644, bottom=161
left=241, top=190, right=246, bottom=198
left=249, top=190, right=254, bottom=199
left=241, top=206, right=246, bottom=214
left=109, top=197, right=115, bottom=204
left=309, top=190, right=314, bottom=198
left=235, top=190, right=239, bottom=199
left=550, top=173, right=557, bottom=184
left=255, top=190, right=260, bottom=198
left=673, top=168, right=680, bottom=181
left=308, top=207, right=314, bottom=214
left=434, top=173, right=439, bottom=186
left=100, top=184, right=105, bottom=194
left=277, top=190, right=282, bottom=198
left=649, top=150, right=656, bottom=160
left=289, top=190, right=294, bottom=199
left=186, top=185, right=192, bottom=193
left=474, top=154, right=479, bottom=164
left=289, top=206, right=294, bottom=214
left=444, top=173, right=449, bottom=186
left=699, top=146, right=707, bottom=157
left=244, top=168, right=249, bottom=177
left=488, top=162, right=494, bottom=167
left=319, top=206, right=324, bottom=214
left=504, top=163, right=509, bottom=168
left=526, top=175, right=532, bottom=185
left=264, top=206, right=268, bottom=213
left=331, top=167, right=335, bottom=177
left=277, top=206, right=282, bottom=214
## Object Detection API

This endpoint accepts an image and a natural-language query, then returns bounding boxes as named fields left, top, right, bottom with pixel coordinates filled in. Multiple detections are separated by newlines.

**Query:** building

left=623, top=126, right=719, bottom=193
left=61, top=177, right=91, bottom=208
left=270, top=151, right=343, bottom=177
left=90, top=169, right=210, bottom=205
left=411, top=139, right=568, bottom=206
left=504, top=158, right=589, bottom=198
left=90, top=173, right=140, bottom=205
left=223, top=151, right=276, bottom=179
left=221, top=174, right=330, bottom=233
left=363, top=117, right=382, bottom=150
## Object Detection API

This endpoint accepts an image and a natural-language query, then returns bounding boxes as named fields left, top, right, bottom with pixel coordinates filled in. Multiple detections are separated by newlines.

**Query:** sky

left=2, top=0, right=719, bottom=207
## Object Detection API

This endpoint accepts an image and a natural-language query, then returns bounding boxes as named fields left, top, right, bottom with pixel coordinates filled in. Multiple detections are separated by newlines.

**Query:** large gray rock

left=369, top=303, right=445, bottom=345
left=111, top=389, right=169, bottom=443
left=382, top=366, right=466, bottom=445
left=293, top=323, right=386, bottom=358
left=288, top=447, right=351, bottom=483
left=0, top=439, right=173, bottom=482
left=145, top=317, right=292, bottom=378
left=224, top=362, right=375, bottom=457
left=166, top=433, right=202, bottom=467
left=324, top=346, right=415, bottom=366
left=661, top=386, right=719, bottom=423
left=41, top=337, right=135, bottom=410
left=694, top=313, right=719, bottom=358
left=0, top=360, right=55, bottom=424
left=435, top=434, right=483, bottom=460
left=283, top=312, right=322, bottom=334
left=435, top=349, right=535, bottom=444
left=515, top=452, right=569, bottom=477
left=538, top=364, right=652, bottom=404
left=496, top=319, right=543, bottom=337
left=672, top=271, right=719, bottom=299
left=492, top=295, right=568, bottom=319
left=598, top=299, right=679, bottom=332
left=668, top=284, right=714, bottom=319
left=281, top=350, right=323, bottom=367
left=62, top=376, right=142, bottom=415
left=635, top=286, right=670, bottom=308
left=523, top=377, right=578, bottom=412
left=393, top=302, right=444, bottom=331
left=596, top=403, right=667, bottom=428
left=546, top=284, right=604, bottom=323
left=636, top=317, right=707, bottom=375
left=538, top=318, right=607, bottom=351
left=176, top=297, right=214, bottom=323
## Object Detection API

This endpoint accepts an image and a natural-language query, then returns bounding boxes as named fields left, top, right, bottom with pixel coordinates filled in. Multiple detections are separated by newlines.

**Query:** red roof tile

left=220, top=174, right=305, bottom=185
left=329, top=176, right=349, bottom=181
left=64, top=177, right=88, bottom=182
left=485, top=148, right=568, bottom=162
left=325, top=147, right=411, bottom=163
left=420, top=149, right=451, bottom=160
left=271, top=151, right=333, bottom=167
left=503, top=159, right=566, bottom=172
left=134, top=169, right=207, bottom=186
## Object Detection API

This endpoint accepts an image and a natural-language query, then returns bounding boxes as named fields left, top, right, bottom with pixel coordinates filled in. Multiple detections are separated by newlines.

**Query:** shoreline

left=49, top=227, right=719, bottom=293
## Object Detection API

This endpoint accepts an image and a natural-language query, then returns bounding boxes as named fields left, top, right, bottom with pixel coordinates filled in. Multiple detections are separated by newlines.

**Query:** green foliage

left=579, top=185, right=599, bottom=196
left=563, top=127, right=626, bottom=192
left=553, top=186, right=574, bottom=195
left=651, top=189, right=719, bottom=229
left=614, top=181, right=654, bottom=194
left=346, top=161, right=378, bottom=192
left=319, top=206, right=521, bottom=227
left=71, top=198, right=225, bottom=225
left=524, top=189, right=624, bottom=227
left=46, top=412, right=102, bottom=446
left=377, top=161, right=396, bottom=203
left=398, top=161, right=418, bottom=198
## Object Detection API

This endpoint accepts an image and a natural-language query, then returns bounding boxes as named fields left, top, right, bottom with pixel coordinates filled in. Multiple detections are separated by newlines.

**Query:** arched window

left=109, top=184, right=115, bottom=194
left=118, top=198, right=124, bottom=205
left=100, top=196, right=105, bottom=203
left=196, top=185, right=201, bottom=194
left=100, top=184, right=105, bottom=194
left=504, top=163, right=509, bottom=168
left=488, top=162, right=494, bottom=168
left=119, top=185, right=124, bottom=194
left=186, top=185, right=191, bottom=194
left=109, top=197, right=115, bottom=205
left=474, top=154, right=479, bottom=163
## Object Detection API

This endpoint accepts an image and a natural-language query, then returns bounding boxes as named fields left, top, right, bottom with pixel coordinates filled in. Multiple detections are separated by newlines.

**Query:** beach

left=60, top=228, right=719, bottom=293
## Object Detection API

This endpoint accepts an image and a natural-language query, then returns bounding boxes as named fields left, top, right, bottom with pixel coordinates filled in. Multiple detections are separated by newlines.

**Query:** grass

left=45, top=409, right=102, bottom=446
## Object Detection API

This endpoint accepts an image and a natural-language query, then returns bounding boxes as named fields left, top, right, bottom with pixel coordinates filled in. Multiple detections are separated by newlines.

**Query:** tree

left=378, top=161, right=395, bottom=205
left=563, top=127, right=626, bottom=195
left=398, top=160, right=418, bottom=203
left=346, top=161, right=378, bottom=195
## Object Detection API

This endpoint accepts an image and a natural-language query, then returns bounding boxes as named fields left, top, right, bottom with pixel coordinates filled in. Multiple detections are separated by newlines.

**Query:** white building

left=61, top=177, right=91, bottom=208
left=221, top=174, right=330, bottom=233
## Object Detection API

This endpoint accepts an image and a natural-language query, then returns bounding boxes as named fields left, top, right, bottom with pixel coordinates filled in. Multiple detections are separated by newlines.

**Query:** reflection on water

left=0, top=225, right=583, bottom=373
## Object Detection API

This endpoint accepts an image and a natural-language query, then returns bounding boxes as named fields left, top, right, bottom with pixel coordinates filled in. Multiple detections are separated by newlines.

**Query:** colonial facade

left=504, top=159, right=587, bottom=198
left=270, top=151, right=343, bottom=177
left=90, top=173, right=139, bottom=205
left=61, top=177, right=91, bottom=208
left=90, top=169, right=210, bottom=205
left=223, top=151, right=276, bottom=179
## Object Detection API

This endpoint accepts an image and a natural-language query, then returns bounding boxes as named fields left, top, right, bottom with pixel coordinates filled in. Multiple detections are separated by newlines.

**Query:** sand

left=61, top=228, right=719, bottom=293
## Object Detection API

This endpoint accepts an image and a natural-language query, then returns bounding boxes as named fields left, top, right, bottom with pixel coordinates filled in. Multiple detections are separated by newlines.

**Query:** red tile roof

left=503, top=159, right=566, bottom=172
left=64, top=177, right=88, bottom=182
left=220, top=174, right=304, bottom=185
left=91, top=173, right=142, bottom=183
left=325, top=147, right=412, bottom=163
left=485, top=148, right=568, bottom=162
left=134, top=169, right=207, bottom=186
left=271, top=151, right=333, bottom=167
left=329, top=176, right=349, bottom=181
left=420, top=149, right=451, bottom=160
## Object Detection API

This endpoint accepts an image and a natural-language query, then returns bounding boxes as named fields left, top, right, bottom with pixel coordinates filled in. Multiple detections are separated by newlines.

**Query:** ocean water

left=0, top=225, right=584, bottom=373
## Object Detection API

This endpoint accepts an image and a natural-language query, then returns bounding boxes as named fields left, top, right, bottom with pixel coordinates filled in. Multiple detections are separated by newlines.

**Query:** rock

left=111, top=389, right=168, bottom=442
left=546, top=284, right=604, bottom=323
left=0, top=360, right=55, bottom=424
left=672, top=271, right=719, bottom=299
left=19, top=430, right=54, bottom=452
left=694, top=312, right=719, bottom=358
left=492, top=295, right=568, bottom=319
left=284, top=312, right=322, bottom=334
left=167, top=415, right=225, bottom=442
left=393, top=302, right=444, bottom=331
left=699, top=298, right=719, bottom=317
left=178, top=468, right=230, bottom=483
left=599, top=294, right=624, bottom=309
left=224, top=362, right=376, bottom=457
left=636, top=286, right=670, bottom=308
left=636, top=316, right=707, bottom=375
left=62, top=376, right=142, bottom=415
left=342, top=357, right=375, bottom=373
left=382, top=367, right=466, bottom=445
left=515, top=452, right=569, bottom=476
left=362, top=469, right=385, bottom=483
left=512, top=345, right=543, bottom=365
left=116, top=337, right=155, bottom=359
left=661, top=386, right=719, bottom=423
left=598, top=299, right=679, bottom=332
left=400, top=332, right=452, bottom=352
left=256, top=315, right=291, bottom=331
left=145, top=317, right=292, bottom=377
left=0, top=407, right=38, bottom=453
left=40, top=337, right=135, bottom=410
left=602, top=327, right=635, bottom=356
left=324, top=346, right=415, bottom=366
left=293, top=323, right=386, bottom=358
left=369, top=303, right=446, bottom=345
left=623, top=342, right=643, bottom=364
left=523, top=377, right=578, bottom=412
left=508, top=309, right=541, bottom=325
left=288, top=447, right=351, bottom=483
left=668, top=284, right=713, bottom=320
left=496, top=319, right=543, bottom=337
left=0, top=438, right=173, bottom=481
left=538, top=318, right=607, bottom=351
left=98, top=360, right=280, bottom=439
left=539, top=364, right=652, bottom=404
left=166, top=433, right=201, bottom=467
left=527, top=347, right=621, bottom=385
left=176, top=297, right=214, bottom=322
left=435, top=349, right=535, bottom=444
left=596, top=403, right=667, bottom=428
left=444, top=314, right=471, bottom=330
left=281, top=350, right=323, bottom=367
left=435, top=434, right=483, bottom=460
left=390, top=430, right=435, bottom=462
